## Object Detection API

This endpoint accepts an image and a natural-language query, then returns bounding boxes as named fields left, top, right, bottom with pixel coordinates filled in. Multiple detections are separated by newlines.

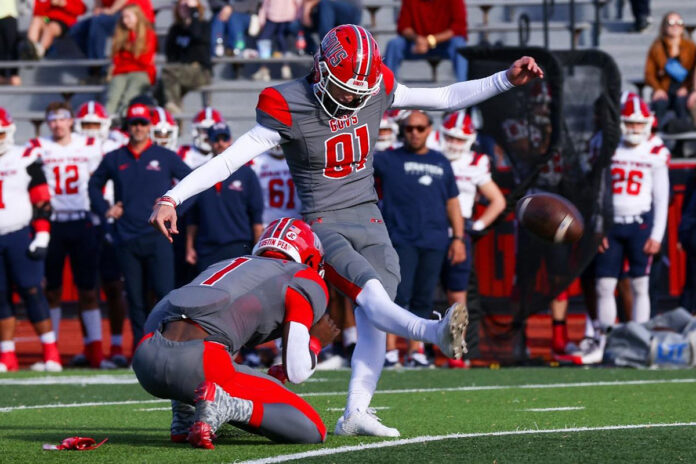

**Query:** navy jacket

left=89, top=141, right=192, bottom=243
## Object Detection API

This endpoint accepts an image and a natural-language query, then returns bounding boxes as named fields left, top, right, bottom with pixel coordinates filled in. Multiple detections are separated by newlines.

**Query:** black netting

left=459, top=47, right=621, bottom=362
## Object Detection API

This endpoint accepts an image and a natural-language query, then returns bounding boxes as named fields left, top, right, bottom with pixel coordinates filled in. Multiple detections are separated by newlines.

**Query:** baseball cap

left=207, top=122, right=231, bottom=141
left=126, top=103, right=152, bottom=124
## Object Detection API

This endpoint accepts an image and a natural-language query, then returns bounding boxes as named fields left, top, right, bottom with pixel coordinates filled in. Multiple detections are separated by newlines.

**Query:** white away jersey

left=451, top=151, right=492, bottom=218
left=611, top=135, right=670, bottom=217
left=0, top=145, right=39, bottom=233
left=27, top=134, right=102, bottom=213
left=250, top=151, right=301, bottom=226
left=178, top=145, right=213, bottom=170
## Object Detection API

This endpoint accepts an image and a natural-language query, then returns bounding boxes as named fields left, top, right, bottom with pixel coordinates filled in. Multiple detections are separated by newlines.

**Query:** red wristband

left=155, top=195, right=177, bottom=208
left=309, top=336, right=322, bottom=357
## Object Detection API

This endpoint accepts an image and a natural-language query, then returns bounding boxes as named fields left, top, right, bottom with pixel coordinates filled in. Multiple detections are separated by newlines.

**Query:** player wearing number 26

left=151, top=24, right=544, bottom=436
left=595, top=94, right=670, bottom=329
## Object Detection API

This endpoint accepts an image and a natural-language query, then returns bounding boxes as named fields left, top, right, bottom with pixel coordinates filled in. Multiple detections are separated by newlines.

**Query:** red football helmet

left=0, top=107, right=16, bottom=153
left=75, top=101, right=111, bottom=140
left=375, top=111, right=399, bottom=151
left=440, top=110, right=476, bottom=160
left=252, top=218, right=324, bottom=274
left=150, top=107, right=179, bottom=150
left=313, top=24, right=383, bottom=119
left=620, top=94, right=653, bottom=145
left=192, top=107, right=223, bottom=153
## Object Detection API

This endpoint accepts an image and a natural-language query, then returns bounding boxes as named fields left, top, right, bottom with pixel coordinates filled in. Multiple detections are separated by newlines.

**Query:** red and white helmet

left=312, top=24, right=383, bottom=119
left=440, top=110, right=476, bottom=160
left=150, top=107, right=179, bottom=150
left=252, top=217, right=324, bottom=274
left=0, top=107, right=16, bottom=154
left=192, top=107, right=223, bottom=153
left=75, top=101, right=111, bottom=140
left=620, top=94, right=653, bottom=145
left=375, top=111, right=398, bottom=151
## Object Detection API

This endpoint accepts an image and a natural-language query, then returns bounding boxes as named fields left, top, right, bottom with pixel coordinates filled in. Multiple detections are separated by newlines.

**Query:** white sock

left=345, top=306, right=385, bottom=416
left=630, top=276, right=651, bottom=323
left=584, top=314, right=595, bottom=338
left=385, top=349, right=399, bottom=363
left=355, top=279, right=439, bottom=344
left=81, top=308, right=102, bottom=344
left=39, top=331, right=56, bottom=344
left=343, top=326, right=357, bottom=347
left=596, top=277, right=618, bottom=330
left=111, top=334, right=123, bottom=347
left=50, top=307, right=61, bottom=339
left=0, top=340, right=15, bottom=352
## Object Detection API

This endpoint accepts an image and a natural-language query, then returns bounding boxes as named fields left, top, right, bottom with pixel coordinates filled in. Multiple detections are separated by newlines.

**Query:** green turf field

left=1, top=367, right=695, bottom=463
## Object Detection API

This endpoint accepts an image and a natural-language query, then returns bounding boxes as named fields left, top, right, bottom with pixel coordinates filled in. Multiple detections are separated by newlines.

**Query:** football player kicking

left=132, top=218, right=337, bottom=449
left=150, top=24, right=543, bottom=436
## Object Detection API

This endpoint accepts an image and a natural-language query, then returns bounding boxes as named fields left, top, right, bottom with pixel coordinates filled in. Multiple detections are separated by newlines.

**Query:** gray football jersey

left=255, top=66, right=397, bottom=214
left=144, top=256, right=328, bottom=353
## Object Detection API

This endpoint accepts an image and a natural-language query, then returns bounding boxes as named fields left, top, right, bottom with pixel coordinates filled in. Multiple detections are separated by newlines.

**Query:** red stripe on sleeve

left=650, top=145, right=664, bottom=154
left=381, top=64, right=395, bottom=95
left=29, top=184, right=50, bottom=204
left=257, top=88, right=292, bottom=127
left=32, top=218, right=50, bottom=233
left=284, top=287, right=314, bottom=328
left=294, top=268, right=329, bottom=302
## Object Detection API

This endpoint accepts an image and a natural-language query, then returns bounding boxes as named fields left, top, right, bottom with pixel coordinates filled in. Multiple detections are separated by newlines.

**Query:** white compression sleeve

left=650, top=163, right=669, bottom=242
left=596, top=277, right=618, bottom=330
left=391, top=71, right=514, bottom=111
left=164, top=124, right=283, bottom=205
left=630, top=276, right=651, bottom=323
left=284, top=321, right=315, bottom=384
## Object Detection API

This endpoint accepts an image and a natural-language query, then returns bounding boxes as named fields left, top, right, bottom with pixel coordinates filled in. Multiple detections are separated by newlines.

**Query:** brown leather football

left=515, top=193, right=584, bottom=243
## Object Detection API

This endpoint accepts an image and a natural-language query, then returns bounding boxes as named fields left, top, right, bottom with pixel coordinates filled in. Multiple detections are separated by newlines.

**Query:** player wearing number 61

left=150, top=24, right=544, bottom=437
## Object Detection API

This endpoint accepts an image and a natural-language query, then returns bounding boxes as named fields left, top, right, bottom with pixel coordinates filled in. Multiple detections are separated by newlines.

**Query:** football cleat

left=315, top=353, right=348, bottom=370
left=30, top=360, right=63, bottom=372
left=383, top=349, right=402, bottom=369
left=334, top=408, right=400, bottom=437
left=0, top=351, right=19, bottom=372
left=187, top=381, right=253, bottom=449
left=436, top=303, right=469, bottom=360
left=171, top=400, right=195, bottom=443
left=555, top=337, right=605, bottom=365
left=405, top=352, right=432, bottom=368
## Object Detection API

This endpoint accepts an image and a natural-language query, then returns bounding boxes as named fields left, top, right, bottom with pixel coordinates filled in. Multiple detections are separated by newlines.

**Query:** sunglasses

left=212, top=135, right=231, bottom=143
left=667, top=19, right=684, bottom=26
left=404, top=125, right=429, bottom=133
left=128, top=120, right=150, bottom=127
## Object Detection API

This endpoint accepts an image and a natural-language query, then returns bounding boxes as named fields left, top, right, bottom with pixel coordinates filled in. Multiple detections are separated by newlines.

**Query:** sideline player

left=132, top=218, right=337, bottom=448
left=595, top=94, right=669, bottom=339
left=150, top=107, right=180, bottom=151
left=27, top=102, right=112, bottom=369
left=0, top=108, right=61, bottom=372
left=178, top=107, right=224, bottom=169
left=249, top=145, right=301, bottom=227
left=150, top=24, right=543, bottom=436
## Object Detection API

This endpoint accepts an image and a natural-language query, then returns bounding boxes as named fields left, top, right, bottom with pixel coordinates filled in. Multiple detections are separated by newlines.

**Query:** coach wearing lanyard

left=88, top=103, right=192, bottom=349
left=374, top=110, right=465, bottom=368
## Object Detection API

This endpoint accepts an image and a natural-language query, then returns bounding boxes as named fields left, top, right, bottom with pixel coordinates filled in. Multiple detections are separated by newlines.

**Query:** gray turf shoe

left=437, top=303, right=469, bottom=359
left=170, top=400, right=195, bottom=443
left=334, top=408, right=400, bottom=437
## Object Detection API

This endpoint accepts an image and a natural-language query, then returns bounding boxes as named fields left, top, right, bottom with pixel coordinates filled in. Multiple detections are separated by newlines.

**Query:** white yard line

left=1, top=377, right=695, bottom=412
left=326, top=407, right=390, bottom=411
left=135, top=407, right=171, bottom=412
left=0, top=375, right=139, bottom=386
left=237, top=422, right=696, bottom=464
left=524, top=406, right=586, bottom=412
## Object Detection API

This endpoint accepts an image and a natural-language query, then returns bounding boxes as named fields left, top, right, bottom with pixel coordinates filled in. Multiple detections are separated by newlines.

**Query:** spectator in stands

left=629, top=0, right=651, bottom=33
left=106, top=4, right=157, bottom=119
left=679, top=184, right=696, bottom=313
left=383, top=0, right=468, bottom=83
left=88, top=103, right=192, bottom=350
left=160, top=0, right=211, bottom=115
left=302, top=0, right=362, bottom=40
left=374, top=110, right=465, bottom=368
left=252, top=0, right=301, bottom=81
left=22, top=0, right=86, bottom=60
left=70, top=0, right=154, bottom=82
left=644, top=12, right=696, bottom=132
left=186, top=122, right=264, bottom=271
left=0, top=1, right=20, bottom=85
left=209, top=0, right=260, bottom=57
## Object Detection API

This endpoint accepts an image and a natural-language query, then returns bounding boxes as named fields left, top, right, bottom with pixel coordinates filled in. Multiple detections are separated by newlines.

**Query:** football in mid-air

left=515, top=193, right=584, bottom=243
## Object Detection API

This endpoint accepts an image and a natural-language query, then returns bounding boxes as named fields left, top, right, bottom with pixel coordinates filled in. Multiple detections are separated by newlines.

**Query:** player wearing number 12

left=150, top=24, right=544, bottom=436
left=595, top=94, right=670, bottom=331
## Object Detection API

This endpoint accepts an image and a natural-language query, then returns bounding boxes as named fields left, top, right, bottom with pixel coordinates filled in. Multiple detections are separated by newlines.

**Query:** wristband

left=472, top=220, right=485, bottom=231
left=452, top=235, right=464, bottom=242
left=427, top=34, right=437, bottom=49
left=309, top=336, right=322, bottom=356
left=156, top=195, right=177, bottom=208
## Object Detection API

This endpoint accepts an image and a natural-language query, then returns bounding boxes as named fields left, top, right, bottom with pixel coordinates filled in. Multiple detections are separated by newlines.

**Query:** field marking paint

left=524, top=406, right=586, bottom=412
left=0, top=375, right=139, bottom=386
left=326, top=407, right=390, bottom=411
left=2, top=377, right=695, bottom=412
left=237, top=422, right=696, bottom=464
left=136, top=407, right=171, bottom=412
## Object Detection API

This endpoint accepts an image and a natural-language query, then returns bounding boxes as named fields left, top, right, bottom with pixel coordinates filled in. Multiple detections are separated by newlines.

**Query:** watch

left=426, top=34, right=437, bottom=49
left=452, top=235, right=465, bottom=242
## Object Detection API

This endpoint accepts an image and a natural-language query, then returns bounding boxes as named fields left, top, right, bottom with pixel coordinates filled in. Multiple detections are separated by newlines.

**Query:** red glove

left=267, top=364, right=287, bottom=384
left=43, top=437, right=108, bottom=451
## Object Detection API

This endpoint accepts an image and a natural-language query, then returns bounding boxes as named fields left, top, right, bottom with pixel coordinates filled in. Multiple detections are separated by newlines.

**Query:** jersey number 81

left=323, top=125, right=370, bottom=179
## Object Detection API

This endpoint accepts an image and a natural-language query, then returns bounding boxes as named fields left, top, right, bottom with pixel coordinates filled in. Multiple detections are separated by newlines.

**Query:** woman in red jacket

left=23, top=0, right=86, bottom=60
left=105, top=4, right=157, bottom=119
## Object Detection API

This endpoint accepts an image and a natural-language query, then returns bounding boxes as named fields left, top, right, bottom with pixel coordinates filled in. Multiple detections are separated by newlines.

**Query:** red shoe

left=187, top=422, right=215, bottom=449
left=42, top=341, right=61, bottom=364
left=447, top=358, right=471, bottom=369
left=170, top=433, right=188, bottom=443
left=0, top=351, right=19, bottom=372
left=85, top=340, right=116, bottom=369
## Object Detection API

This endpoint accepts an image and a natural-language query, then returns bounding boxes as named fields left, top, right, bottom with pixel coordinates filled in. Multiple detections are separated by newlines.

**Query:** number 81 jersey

left=610, top=135, right=670, bottom=217
left=255, top=66, right=396, bottom=215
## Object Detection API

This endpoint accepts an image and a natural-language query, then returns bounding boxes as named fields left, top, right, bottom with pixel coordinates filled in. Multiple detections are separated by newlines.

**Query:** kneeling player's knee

left=18, top=287, right=50, bottom=323
left=262, top=403, right=325, bottom=444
